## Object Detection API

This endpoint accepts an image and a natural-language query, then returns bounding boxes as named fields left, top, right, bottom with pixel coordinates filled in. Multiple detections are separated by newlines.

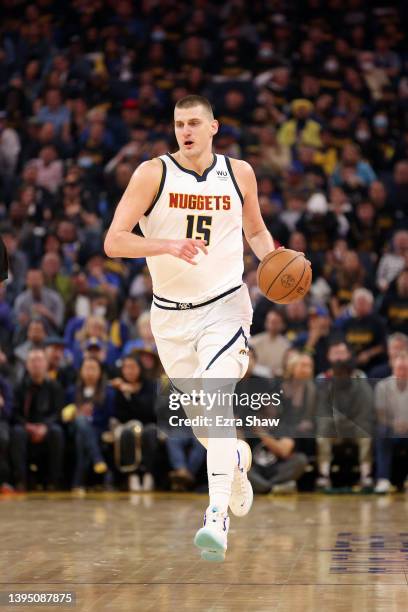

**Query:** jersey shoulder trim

left=225, top=156, right=244, bottom=205
left=165, top=152, right=217, bottom=182
left=144, top=158, right=167, bottom=216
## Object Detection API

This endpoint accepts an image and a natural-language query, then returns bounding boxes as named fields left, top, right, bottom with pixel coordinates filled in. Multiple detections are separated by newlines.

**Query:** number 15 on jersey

left=186, top=215, right=212, bottom=246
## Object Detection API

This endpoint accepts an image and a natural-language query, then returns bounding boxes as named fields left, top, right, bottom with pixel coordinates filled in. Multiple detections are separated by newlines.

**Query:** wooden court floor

left=1, top=492, right=408, bottom=611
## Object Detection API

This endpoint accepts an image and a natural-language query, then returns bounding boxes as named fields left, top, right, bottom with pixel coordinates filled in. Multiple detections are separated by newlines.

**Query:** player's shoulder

left=132, top=157, right=163, bottom=180
left=228, top=157, right=255, bottom=179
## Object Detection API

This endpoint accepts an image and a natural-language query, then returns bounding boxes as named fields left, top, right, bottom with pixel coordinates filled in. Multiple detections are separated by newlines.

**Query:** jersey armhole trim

left=144, top=158, right=167, bottom=216
left=225, top=157, right=244, bottom=206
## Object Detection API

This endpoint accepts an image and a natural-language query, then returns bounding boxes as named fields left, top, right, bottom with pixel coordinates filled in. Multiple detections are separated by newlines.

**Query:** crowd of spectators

left=0, top=0, right=408, bottom=494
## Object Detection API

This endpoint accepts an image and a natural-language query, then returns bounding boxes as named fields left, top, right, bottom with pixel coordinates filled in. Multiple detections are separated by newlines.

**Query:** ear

left=211, top=119, right=219, bottom=136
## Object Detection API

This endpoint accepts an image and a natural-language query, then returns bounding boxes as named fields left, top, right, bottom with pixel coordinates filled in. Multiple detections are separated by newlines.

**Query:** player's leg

left=194, top=312, right=253, bottom=561
left=150, top=305, right=209, bottom=448
left=196, top=312, right=254, bottom=517
left=193, top=352, right=240, bottom=561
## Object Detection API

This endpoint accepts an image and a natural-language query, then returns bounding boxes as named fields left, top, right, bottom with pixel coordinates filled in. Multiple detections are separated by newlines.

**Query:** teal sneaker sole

left=194, top=527, right=226, bottom=562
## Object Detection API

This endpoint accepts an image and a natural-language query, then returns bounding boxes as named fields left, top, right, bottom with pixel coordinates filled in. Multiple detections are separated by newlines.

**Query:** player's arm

left=231, top=159, right=275, bottom=260
left=104, top=159, right=207, bottom=265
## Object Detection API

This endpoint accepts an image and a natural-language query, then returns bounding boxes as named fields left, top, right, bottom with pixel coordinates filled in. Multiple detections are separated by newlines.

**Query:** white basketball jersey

left=138, top=153, right=244, bottom=303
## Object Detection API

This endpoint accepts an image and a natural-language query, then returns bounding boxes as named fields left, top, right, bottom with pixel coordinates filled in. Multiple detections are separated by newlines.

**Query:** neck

left=31, top=375, right=45, bottom=385
left=173, top=148, right=214, bottom=175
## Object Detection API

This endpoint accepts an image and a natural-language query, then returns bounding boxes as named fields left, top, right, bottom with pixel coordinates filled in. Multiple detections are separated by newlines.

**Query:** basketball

left=257, top=248, right=312, bottom=303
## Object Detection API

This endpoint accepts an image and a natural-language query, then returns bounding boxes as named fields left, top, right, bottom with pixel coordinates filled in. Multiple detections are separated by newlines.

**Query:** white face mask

left=356, top=130, right=370, bottom=141
left=325, top=60, right=339, bottom=73
left=75, top=296, right=91, bottom=318
left=84, top=386, right=95, bottom=398
left=93, top=305, right=107, bottom=318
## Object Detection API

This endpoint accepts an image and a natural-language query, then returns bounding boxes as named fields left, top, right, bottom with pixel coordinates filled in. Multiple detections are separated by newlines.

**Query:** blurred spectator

left=278, top=99, right=321, bottom=148
left=380, top=269, right=408, bottom=336
left=0, top=111, right=20, bottom=180
left=249, top=310, right=290, bottom=377
left=44, top=336, right=76, bottom=388
left=36, top=89, right=70, bottom=135
left=247, top=430, right=308, bottom=494
left=13, top=269, right=65, bottom=333
left=110, top=355, right=159, bottom=491
left=41, top=252, right=73, bottom=305
left=64, top=357, right=112, bottom=490
left=328, top=250, right=373, bottom=318
left=316, top=341, right=374, bottom=490
left=120, top=297, right=144, bottom=341
left=370, top=333, right=408, bottom=380
left=376, top=230, right=408, bottom=293
left=279, top=352, right=316, bottom=440
left=293, top=306, right=332, bottom=375
left=10, top=349, right=64, bottom=491
left=71, top=315, right=119, bottom=370
left=14, top=319, right=47, bottom=382
left=368, top=181, right=394, bottom=248
left=341, top=288, right=386, bottom=372
left=283, top=300, right=308, bottom=344
left=347, top=200, right=380, bottom=253
left=332, top=143, right=376, bottom=196
left=374, top=353, right=408, bottom=493
left=30, top=145, right=64, bottom=195
left=296, top=193, right=338, bottom=253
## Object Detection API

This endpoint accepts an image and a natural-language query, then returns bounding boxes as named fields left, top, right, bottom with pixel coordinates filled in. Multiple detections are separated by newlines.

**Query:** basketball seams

left=275, top=258, right=307, bottom=303
left=265, top=253, right=304, bottom=296
left=257, top=249, right=286, bottom=289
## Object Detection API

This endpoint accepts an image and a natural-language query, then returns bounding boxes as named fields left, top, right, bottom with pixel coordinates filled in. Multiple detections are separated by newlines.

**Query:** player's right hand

left=167, top=239, right=208, bottom=265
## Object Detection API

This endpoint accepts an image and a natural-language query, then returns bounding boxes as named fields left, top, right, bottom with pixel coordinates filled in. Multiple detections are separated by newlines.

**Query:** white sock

left=207, top=436, right=236, bottom=514
left=319, top=461, right=330, bottom=477
left=199, top=352, right=244, bottom=514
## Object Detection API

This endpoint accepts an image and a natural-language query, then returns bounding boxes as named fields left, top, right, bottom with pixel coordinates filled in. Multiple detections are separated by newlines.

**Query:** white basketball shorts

left=150, top=284, right=253, bottom=380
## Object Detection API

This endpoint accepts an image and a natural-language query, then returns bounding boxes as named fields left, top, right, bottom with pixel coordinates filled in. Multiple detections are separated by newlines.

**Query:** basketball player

left=105, top=95, right=292, bottom=561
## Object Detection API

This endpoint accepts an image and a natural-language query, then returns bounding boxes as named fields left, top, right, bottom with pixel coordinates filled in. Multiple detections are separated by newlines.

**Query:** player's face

left=174, top=105, right=218, bottom=158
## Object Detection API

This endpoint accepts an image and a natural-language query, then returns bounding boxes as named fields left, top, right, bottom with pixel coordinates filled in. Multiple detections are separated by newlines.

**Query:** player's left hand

left=167, top=238, right=208, bottom=265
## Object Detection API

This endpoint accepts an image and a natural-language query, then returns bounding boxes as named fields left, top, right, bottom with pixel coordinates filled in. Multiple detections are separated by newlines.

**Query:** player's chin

left=182, top=144, right=196, bottom=155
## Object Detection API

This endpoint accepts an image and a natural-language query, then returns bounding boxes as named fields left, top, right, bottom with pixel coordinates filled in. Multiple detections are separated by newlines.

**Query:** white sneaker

left=129, top=474, right=141, bottom=492
left=194, top=505, right=229, bottom=562
left=142, top=472, right=155, bottom=491
left=229, top=440, right=253, bottom=517
left=316, top=475, right=332, bottom=490
left=374, top=478, right=391, bottom=494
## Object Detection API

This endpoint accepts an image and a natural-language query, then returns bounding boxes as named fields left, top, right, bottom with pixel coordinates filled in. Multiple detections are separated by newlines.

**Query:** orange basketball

left=257, top=248, right=312, bottom=304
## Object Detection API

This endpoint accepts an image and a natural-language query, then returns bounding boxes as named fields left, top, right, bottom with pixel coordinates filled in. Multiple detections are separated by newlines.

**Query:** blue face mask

left=78, top=156, right=93, bottom=168
left=373, top=115, right=388, bottom=129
